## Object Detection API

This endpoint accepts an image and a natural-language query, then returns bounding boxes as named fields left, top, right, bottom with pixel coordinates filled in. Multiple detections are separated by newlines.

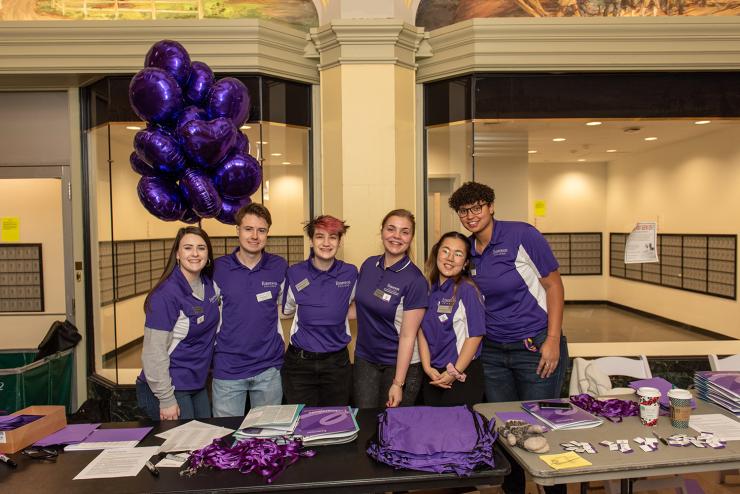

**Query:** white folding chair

left=709, top=354, right=740, bottom=485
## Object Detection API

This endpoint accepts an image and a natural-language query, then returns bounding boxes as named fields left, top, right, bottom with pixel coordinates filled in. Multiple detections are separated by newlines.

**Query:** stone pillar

left=307, top=19, right=430, bottom=265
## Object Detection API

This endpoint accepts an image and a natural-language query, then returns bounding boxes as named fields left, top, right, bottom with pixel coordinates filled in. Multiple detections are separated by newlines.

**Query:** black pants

left=421, top=358, right=484, bottom=407
left=352, top=356, right=422, bottom=408
left=281, top=345, right=352, bottom=407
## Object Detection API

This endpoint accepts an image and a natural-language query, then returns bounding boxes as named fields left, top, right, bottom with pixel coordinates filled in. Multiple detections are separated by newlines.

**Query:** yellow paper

left=1, top=217, right=20, bottom=242
left=539, top=451, right=592, bottom=470
left=534, top=200, right=546, bottom=217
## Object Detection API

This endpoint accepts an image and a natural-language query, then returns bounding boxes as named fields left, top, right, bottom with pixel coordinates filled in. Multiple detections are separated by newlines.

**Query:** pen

left=0, top=454, right=18, bottom=468
left=145, top=460, right=160, bottom=477
left=652, top=431, right=668, bottom=446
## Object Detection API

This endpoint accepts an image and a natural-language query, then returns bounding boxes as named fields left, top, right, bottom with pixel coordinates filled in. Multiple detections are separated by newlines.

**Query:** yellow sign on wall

left=1, top=217, right=20, bottom=242
left=534, top=200, right=547, bottom=217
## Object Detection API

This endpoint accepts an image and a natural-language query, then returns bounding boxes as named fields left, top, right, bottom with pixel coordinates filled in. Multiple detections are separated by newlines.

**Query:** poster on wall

left=624, top=221, right=659, bottom=264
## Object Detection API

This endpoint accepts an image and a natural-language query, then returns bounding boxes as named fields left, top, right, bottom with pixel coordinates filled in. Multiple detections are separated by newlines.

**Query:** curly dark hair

left=448, top=182, right=495, bottom=211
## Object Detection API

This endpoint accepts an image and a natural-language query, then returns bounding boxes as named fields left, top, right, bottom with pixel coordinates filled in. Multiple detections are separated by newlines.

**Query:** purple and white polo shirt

left=354, top=255, right=429, bottom=366
left=213, top=249, right=287, bottom=380
left=469, top=220, right=559, bottom=343
left=420, top=278, right=486, bottom=369
left=281, top=257, right=358, bottom=353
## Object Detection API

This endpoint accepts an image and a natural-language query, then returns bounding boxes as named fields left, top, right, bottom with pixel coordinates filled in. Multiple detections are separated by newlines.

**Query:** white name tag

left=196, top=315, right=205, bottom=325
left=295, top=278, right=310, bottom=292
left=0, top=431, right=5, bottom=443
left=470, top=268, right=477, bottom=276
left=256, top=291, right=273, bottom=302
left=438, top=314, right=448, bottom=323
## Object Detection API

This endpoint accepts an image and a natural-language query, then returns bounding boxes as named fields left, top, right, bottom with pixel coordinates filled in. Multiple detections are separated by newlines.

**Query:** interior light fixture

left=577, top=158, right=586, bottom=162
left=257, top=141, right=268, bottom=145
left=270, top=153, right=282, bottom=156
left=126, top=126, right=142, bottom=131
left=528, top=150, right=538, bottom=154
left=644, top=137, right=658, bottom=141
left=281, top=161, right=291, bottom=165
left=586, top=121, right=602, bottom=126
left=552, top=138, right=566, bottom=142
left=240, top=125, right=251, bottom=130
left=694, top=120, right=711, bottom=125
left=606, top=149, right=617, bottom=153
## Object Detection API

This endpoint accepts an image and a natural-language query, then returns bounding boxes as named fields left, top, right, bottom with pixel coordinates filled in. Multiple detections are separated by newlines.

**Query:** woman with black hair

left=418, top=231, right=485, bottom=407
left=136, top=226, right=221, bottom=421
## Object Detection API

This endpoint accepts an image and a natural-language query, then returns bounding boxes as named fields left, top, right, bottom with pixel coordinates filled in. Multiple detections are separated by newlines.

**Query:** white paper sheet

left=689, top=413, right=740, bottom=441
left=158, top=424, right=234, bottom=453
left=624, top=221, right=659, bottom=264
left=74, top=446, right=159, bottom=480
left=155, top=420, right=229, bottom=440
left=65, top=440, right=140, bottom=451
left=155, top=452, right=190, bottom=468
left=239, top=405, right=300, bottom=429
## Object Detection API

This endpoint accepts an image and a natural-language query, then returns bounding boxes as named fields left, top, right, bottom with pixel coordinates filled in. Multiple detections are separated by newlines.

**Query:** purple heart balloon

left=213, top=152, right=262, bottom=199
left=145, top=40, right=192, bottom=86
left=216, top=196, right=252, bottom=225
left=129, top=151, right=158, bottom=177
left=137, top=176, right=187, bottom=221
left=180, top=167, right=222, bottom=218
left=175, top=105, right=208, bottom=133
left=206, top=77, right=250, bottom=127
left=129, top=67, right=183, bottom=124
left=185, top=61, right=215, bottom=105
left=179, top=117, right=238, bottom=168
left=134, top=128, right=187, bottom=178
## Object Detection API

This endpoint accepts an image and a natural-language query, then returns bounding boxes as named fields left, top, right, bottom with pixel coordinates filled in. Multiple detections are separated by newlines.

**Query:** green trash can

left=0, top=349, right=74, bottom=414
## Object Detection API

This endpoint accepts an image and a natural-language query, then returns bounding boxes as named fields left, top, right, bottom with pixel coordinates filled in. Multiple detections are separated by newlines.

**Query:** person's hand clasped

left=160, top=404, right=180, bottom=421
left=430, top=371, right=454, bottom=389
left=386, top=382, right=403, bottom=408
left=536, top=336, right=560, bottom=379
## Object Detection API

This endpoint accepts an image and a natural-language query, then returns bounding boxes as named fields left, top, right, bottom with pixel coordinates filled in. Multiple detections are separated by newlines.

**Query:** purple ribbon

left=184, top=437, right=316, bottom=483
left=569, top=394, right=639, bottom=423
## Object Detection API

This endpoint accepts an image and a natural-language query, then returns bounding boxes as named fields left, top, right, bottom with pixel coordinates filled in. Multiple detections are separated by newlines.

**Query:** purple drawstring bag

left=367, top=405, right=497, bottom=476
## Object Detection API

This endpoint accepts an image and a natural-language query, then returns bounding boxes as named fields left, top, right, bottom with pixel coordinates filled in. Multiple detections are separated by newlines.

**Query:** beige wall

left=0, top=179, right=66, bottom=349
left=475, top=131, right=529, bottom=222
left=528, top=161, right=608, bottom=300
left=606, top=126, right=740, bottom=339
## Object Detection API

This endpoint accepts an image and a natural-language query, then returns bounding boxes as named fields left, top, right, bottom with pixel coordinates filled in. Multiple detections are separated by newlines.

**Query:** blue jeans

left=136, top=379, right=211, bottom=421
left=212, top=367, right=283, bottom=417
left=480, top=330, right=569, bottom=403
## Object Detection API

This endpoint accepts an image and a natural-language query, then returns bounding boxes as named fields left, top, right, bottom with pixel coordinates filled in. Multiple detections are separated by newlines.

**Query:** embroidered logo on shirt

left=209, top=293, right=220, bottom=304
left=492, top=248, right=509, bottom=256
left=192, top=306, right=203, bottom=314
left=336, top=280, right=352, bottom=288
left=261, top=281, right=279, bottom=288
left=383, top=283, right=400, bottom=296
left=295, top=278, right=310, bottom=292
left=256, top=291, right=273, bottom=302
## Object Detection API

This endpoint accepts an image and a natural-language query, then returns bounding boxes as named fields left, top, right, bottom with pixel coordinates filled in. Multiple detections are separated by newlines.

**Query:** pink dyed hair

left=304, top=215, right=350, bottom=238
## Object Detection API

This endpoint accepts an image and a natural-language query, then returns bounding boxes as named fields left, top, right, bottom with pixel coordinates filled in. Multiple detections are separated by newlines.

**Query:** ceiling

left=474, top=118, right=740, bottom=164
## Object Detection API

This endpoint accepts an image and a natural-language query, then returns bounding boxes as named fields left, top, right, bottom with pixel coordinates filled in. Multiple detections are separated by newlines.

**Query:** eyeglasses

left=23, top=447, right=59, bottom=462
left=456, top=203, right=488, bottom=218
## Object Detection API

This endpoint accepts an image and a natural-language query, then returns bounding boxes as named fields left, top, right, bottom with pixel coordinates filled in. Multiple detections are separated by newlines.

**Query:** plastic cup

left=667, top=388, right=693, bottom=428
left=637, top=386, right=661, bottom=426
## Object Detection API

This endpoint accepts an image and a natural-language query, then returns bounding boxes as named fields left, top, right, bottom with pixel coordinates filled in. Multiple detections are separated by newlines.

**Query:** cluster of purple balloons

left=128, top=40, right=262, bottom=225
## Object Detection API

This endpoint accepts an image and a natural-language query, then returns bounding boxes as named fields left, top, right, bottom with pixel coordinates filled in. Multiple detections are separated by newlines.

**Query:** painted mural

left=0, top=0, right=318, bottom=30
left=417, top=0, right=740, bottom=29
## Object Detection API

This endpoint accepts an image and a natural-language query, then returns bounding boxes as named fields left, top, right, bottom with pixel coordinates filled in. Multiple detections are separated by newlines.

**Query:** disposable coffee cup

left=667, top=388, right=693, bottom=428
left=637, top=387, right=661, bottom=426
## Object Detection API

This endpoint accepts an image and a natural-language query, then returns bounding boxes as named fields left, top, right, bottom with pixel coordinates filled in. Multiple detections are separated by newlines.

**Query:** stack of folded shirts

left=366, top=406, right=497, bottom=477
left=694, top=371, right=740, bottom=416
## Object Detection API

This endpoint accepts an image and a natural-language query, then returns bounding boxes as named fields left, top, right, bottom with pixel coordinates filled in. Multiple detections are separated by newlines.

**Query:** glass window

left=84, top=77, right=311, bottom=385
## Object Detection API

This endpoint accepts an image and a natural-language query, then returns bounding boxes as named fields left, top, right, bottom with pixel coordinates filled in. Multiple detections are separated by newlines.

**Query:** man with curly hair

left=449, top=181, right=568, bottom=494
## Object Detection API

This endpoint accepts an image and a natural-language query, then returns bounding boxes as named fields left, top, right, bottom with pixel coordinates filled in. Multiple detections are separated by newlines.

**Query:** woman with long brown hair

left=136, top=226, right=221, bottom=421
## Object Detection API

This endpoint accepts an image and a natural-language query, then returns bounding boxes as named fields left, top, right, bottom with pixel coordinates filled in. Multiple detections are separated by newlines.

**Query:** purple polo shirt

left=420, top=278, right=486, bottom=369
left=469, top=220, right=559, bottom=343
left=281, top=258, right=358, bottom=353
left=142, top=268, right=220, bottom=390
left=354, top=255, right=429, bottom=366
left=213, top=249, right=287, bottom=380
